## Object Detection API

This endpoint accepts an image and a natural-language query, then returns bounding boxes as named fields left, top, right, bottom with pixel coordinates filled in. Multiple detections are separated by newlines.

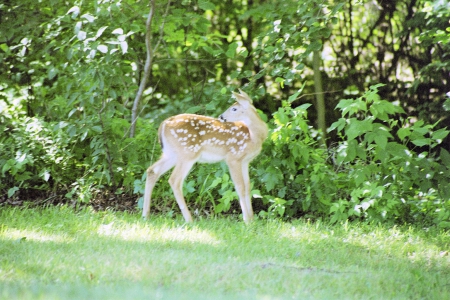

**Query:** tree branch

left=129, top=0, right=172, bottom=138
left=129, top=0, right=156, bottom=138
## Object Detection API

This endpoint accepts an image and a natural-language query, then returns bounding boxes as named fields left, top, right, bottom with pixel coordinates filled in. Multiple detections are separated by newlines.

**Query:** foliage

left=328, top=84, right=450, bottom=227
left=1, top=1, right=450, bottom=227
left=255, top=84, right=449, bottom=227
left=0, top=80, right=158, bottom=201
left=256, top=101, right=335, bottom=219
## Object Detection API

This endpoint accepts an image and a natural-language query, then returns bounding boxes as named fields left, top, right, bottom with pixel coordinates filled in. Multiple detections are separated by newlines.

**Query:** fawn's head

left=219, top=89, right=257, bottom=124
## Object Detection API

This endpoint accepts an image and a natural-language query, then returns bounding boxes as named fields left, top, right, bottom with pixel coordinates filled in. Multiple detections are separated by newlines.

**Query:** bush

left=1, top=116, right=75, bottom=197
left=255, top=101, right=337, bottom=219
left=253, top=84, right=450, bottom=228
left=328, top=84, right=450, bottom=227
left=1, top=83, right=448, bottom=228
left=0, top=93, right=158, bottom=204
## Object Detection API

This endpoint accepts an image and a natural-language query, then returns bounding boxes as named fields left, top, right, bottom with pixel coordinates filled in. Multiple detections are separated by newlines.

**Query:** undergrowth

left=1, top=85, right=449, bottom=227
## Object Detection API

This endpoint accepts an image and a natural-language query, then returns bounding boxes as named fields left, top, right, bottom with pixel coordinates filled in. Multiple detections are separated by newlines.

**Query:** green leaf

left=203, top=46, right=223, bottom=57
left=297, top=103, right=312, bottom=111
left=225, top=42, right=238, bottom=58
left=374, top=134, right=388, bottom=149
left=432, top=128, right=449, bottom=142
left=336, top=139, right=358, bottom=163
left=411, top=138, right=431, bottom=147
left=295, top=63, right=305, bottom=70
left=438, top=221, right=450, bottom=229
left=386, top=142, right=409, bottom=158
left=331, top=2, right=345, bottom=14
left=368, top=125, right=393, bottom=149
left=198, top=0, right=215, bottom=10
left=368, top=83, right=386, bottom=92
left=275, top=77, right=285, bottom=88
left=8, top=187, right=19, bottom=198
left=0, top=43, right=10, bottom=53
left=346, top=139, right=357, bottom=161
left=336, top=98, right=367, bottom=117
left=443, top=98, right=450, bottom=111
left=91, top=126, right=103, bottom=133
left=440, top=148, right=450, bottom=166
left=274, top=108, right=289, bottom=125
left=328, top=118, right=346, bottom=133
left=186, top=106, right=203, bottom=114
left=345, top=118, right=373, bottom=141
left=307, top=40, right=322, bottom=52
left=215, top=203, right=225, bottom=213
left=288, top=84, right=306, bottom=103
left=264, top=46, right=275, bottom=53
left=239, top=49, right=248, bottom=58
left=2, top=159, right=13, bottom=175
left=261, top=166, right=281, bottom=191
left=397, top=127, right=411, bottom=141
left=370, top=100, right=404, bottom=120
left=47, top=67, right=58, bottom=80
left=288, top=92, right=300, bottom=103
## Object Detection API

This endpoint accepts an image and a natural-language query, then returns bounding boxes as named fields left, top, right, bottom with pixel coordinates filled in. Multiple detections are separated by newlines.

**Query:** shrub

left=251, top=84, right=450, bottom=228
left=327, top=84, right=450, bottom=227
left=0, top=94, right=159, bottom=204
left=2, top=83, right=448, bottom=228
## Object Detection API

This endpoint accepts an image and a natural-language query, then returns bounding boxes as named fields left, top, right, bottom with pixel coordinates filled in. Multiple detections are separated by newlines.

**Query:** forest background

left=1, top=0, right=450, bottom=228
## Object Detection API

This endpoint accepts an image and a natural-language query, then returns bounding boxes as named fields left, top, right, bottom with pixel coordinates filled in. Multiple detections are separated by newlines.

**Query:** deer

left=142, top=89, right=268, bottom=223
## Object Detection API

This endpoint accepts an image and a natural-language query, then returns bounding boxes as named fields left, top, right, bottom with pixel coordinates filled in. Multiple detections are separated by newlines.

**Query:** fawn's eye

left=232, top=107, right=238, bottom=112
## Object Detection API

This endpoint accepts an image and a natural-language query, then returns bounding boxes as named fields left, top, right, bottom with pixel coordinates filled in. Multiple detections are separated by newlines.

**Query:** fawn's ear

left=232, top=90, right=253, bottom=108
left=238, top=89, right=252, bottom=102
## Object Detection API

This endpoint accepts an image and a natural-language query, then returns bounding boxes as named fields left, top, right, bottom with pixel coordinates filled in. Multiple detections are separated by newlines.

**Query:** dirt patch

left=0, top=188, right=139, bottom=212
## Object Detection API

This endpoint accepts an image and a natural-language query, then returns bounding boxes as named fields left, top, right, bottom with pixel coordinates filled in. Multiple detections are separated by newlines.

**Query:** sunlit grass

left=1, top=206, right=449, bottom=299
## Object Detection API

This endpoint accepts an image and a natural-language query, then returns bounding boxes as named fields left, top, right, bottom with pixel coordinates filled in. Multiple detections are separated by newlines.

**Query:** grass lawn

left=0, top=206, right=449, bottom=299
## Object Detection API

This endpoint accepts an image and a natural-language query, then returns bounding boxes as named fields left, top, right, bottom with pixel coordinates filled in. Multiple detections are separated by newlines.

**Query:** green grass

left=1, top=206, right=449, bottom=299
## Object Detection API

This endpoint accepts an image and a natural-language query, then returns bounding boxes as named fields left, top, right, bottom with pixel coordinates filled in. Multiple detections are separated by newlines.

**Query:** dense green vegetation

left=1, top=0, right=449, bottom=227
left=1, top=207, right=449, bottom=299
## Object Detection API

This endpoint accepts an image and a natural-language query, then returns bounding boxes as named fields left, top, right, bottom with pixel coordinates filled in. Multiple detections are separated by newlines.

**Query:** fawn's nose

left=219, top=114, right=226, bottom=122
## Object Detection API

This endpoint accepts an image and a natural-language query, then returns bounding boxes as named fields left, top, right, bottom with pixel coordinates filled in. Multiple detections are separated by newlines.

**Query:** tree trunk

left=313, top=49, right=327, bottom=144
left=130, top=0, right=155, bottom=138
